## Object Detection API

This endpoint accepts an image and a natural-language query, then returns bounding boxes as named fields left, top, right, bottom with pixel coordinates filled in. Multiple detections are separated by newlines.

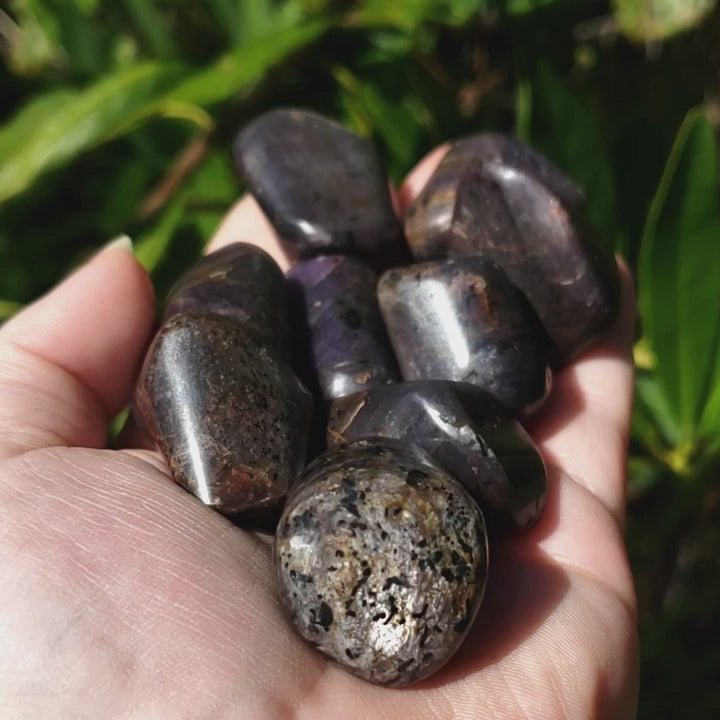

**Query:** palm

left=0, top=152, right=639, bottom=719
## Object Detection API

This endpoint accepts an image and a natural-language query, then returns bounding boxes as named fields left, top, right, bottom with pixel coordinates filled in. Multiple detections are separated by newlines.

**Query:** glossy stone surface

left=378, top=258, right=550, bottom=413
left=328, top=381, right=546, bottom=533
left=404, top=134, right=620, bottom=361
left=135, top=311, right=312, bottom=519
left=275, top=438, right=488, bottom=686
left=233, top=109, right=403, bottom=263
left=164, top=243, right=288, bottom=356
left=287, top=255, right=400, bottom=401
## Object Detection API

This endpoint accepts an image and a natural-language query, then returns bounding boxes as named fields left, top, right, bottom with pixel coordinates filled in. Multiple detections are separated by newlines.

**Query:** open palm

left=0, top=150, right=638, bottom=720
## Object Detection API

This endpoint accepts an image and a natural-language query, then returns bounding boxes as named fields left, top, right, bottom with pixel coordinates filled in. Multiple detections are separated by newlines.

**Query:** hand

left=0, top=149, right=639, bottom=720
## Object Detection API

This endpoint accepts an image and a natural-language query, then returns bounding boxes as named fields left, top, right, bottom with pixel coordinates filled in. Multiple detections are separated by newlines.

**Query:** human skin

left=0, top=147, right=639, bottom=720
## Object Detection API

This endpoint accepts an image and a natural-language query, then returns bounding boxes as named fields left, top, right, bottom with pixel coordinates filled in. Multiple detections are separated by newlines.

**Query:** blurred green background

left=1, top=0, right=719, bottom=715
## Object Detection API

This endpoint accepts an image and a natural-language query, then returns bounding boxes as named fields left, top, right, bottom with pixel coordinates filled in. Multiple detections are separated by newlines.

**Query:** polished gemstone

left=404, top=134, right=620, bottom=361
left=328, top=381, right=547, bottom=533
left=164, top=243, right=288, bottom=356
left=377, top=258, right=550, bottom=413
left=134, top=312, right=312, bottom=521
left=233, top=109, right=403, bottom=263
left=287, top=255, right=400, bottom=401
left=275, top=438, right=488, bottom=686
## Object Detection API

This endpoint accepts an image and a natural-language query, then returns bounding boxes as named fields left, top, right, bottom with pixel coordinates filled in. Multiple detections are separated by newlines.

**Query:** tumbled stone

left=287, top=255, right=400, bottom=401
left=233, top=109, right=403, bottom=264
left=275, top=438, right=488, bottom=686
left=134, top=311, right=312, bottom=520
left=328, top=381, right=546, bottom=533
left=377, top=258, right=550, bottom=413
left=163, top=243, right=288, bottom=356
left=404, top=134, right=620, bottom=361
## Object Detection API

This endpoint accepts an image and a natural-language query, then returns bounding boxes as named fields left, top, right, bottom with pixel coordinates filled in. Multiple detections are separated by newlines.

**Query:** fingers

left=0, top=240, right=155, bottom=458
left=398, top=145, right=449, bottom=212
left=526, top=262, right=636, bottom=528
left=207, top=195, right=291, bottom=270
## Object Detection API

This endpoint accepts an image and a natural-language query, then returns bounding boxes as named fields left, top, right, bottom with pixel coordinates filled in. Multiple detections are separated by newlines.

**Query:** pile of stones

left=134, top=109, right=619, bottom=686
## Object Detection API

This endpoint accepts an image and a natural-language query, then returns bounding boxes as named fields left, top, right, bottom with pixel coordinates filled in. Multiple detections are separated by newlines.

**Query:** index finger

left=207, top=194, right=291, bottom=269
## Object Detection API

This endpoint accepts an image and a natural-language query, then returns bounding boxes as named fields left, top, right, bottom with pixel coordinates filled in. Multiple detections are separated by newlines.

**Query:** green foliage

left=0, top=63, right=183, bottom=203
left=639, top=110, right=720, bottom=450
left=614, top=0, right=717, bottom=41
left=2, top=1, right=720, bottom=717
left=527, top=62, right=618, bottom=245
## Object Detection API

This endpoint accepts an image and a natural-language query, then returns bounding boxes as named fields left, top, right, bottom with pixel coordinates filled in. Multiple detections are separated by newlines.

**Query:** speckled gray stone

left=275, top=438, right=488, bottom=686
left=327, top=381, right=547, bottom=533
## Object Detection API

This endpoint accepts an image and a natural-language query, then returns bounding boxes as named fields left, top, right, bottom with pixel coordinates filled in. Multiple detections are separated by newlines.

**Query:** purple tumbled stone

left=134, top=312, right=312, bottom=524
left=377, top=258, right=551, bottom=413
left=275, top=438, right=488, bottom=686
left=404, top=134, right=619, bottom=362
left=163, top=243, right=288, bottom=356
left=287, top=255, right=400, bottom=401
left=233, top=109, right=404, bottom=265
left=328, top=381, right=547, bottom=533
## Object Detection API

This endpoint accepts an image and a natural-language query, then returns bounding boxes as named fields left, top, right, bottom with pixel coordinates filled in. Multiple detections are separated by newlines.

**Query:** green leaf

left=638, top=109, right=720, bottom=444
left=166, top=19, right=331, bottom=107
left=613, top=0, right=716, bottom=42
left=497, top=0, right=560, bottom=13
left=349, top=0, right=488, bottom=30
left=334, top=66, right=425, bottom=181
left=0, top=63, right=182, bottom=204
left=0, top=299, right=23, bottom=321
left=528, top=62, right=618, bottom=246
left=0, top=18, right=329, bottom=204
left=123, top=0, right=176, bottom=58
left=634, top=371, right=680, bottom=448
left=350, top=0, right=559, bottom=27
left=5, top=0, right=62, bottom=75
left=134, top=192, right=187, bottom=272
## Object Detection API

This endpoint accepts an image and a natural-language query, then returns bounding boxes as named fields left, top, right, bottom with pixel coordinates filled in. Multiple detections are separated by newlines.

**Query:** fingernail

left=100, top=234, right=134, bottom=256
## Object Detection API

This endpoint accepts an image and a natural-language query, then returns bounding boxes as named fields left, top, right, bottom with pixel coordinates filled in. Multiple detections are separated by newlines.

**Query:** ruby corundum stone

left=233, top=109, right=403, bottom=263
left=275, top=438, right=488, bottom=686
left=134, top=312, right=312, bottom=518
left=404, top=134, right=619, bottom=361
left=328, top=381, right=546, bottom=533
left=163, top=243, right=289, bottom=356
left=287, top=255, right=399, bottom=401
left=377, top=258, right=550, bottom=413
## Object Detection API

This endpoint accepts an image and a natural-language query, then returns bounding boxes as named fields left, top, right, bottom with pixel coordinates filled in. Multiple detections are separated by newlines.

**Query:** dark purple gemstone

left=377, top=258, right=551, bottom=413
left=287, top=255, right=400, bottom=401
left=163, top=243, right=288, bottom=356
left=328, top=381, right=547, bottom=533
left=134, top=312, right=312, bottom=523
left=233, top=109, right=403, bottom=264
left=275, top=438, right=488, bottom=686
left=404, top=134, right=619, bottom=361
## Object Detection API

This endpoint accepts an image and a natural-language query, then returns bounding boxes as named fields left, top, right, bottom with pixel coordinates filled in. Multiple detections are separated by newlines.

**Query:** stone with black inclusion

left=275, top=438, right=488, bottom=686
